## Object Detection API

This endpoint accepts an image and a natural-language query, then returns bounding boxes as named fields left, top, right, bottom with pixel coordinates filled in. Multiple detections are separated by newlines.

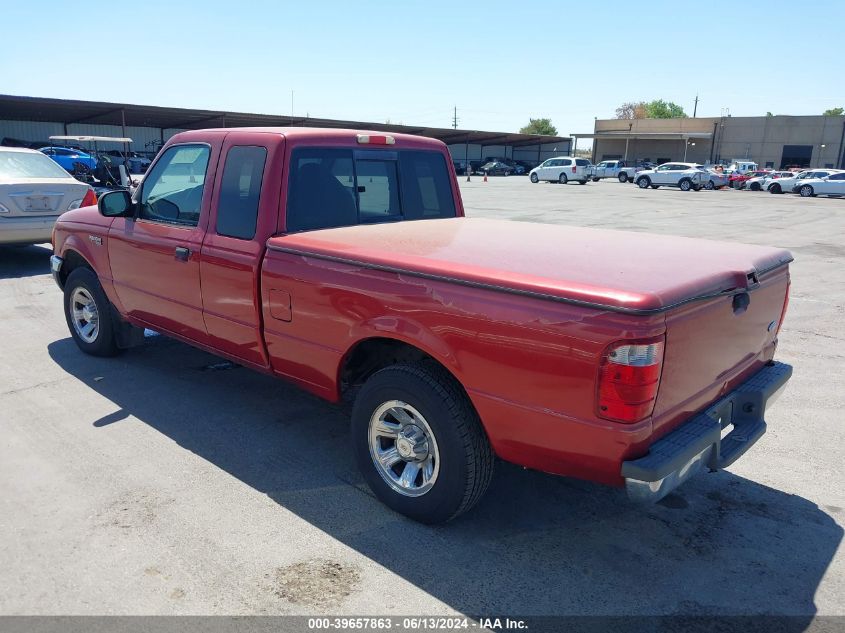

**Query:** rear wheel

left=651, top=185, right=660, bottom=189
left=705, top=180, right=715, bottom=190
left=63, top=268, right=120, bottom=357
left=679, top=178, right=692, bottom=191
left=351, top=363, right=494, bottom=524
left=578, top=179, right=587, bottom=185
left=618, top=173, right=628, bottom=183
left=799, top=185, right=814, bottom=197
left=530, top=173, right=539, bottom=183
left=749, top=182, right=761, bottom=191
left=592, top=177, right=600, bottom=182
left=637, top=177, right=650, bottom=189
left=558, top=173, right=568, bottom=184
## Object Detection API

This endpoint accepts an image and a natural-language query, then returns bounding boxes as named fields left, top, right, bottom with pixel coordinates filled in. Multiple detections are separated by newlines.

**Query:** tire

left=693, top=184, right=702, bottom=191
left=618, top=173, right=628, bottom=183
left=637, top=177, right=650, bottom=189
left=651, top=185, right=660, bottom=189
left=504, top=171, right=511, bottom=177
left=749, top=182, right=761, bottom=191
left=679, top=178, right=692, bottom=191
left=351, top=362, right=494, bottom=524
left=530, top=173, right=539, bottom=183
left=578, top=179, right=587, bottom=185
left=63, top=268, right=120, bottom=357
left=799, top=185, right=814, bottom=197
left=558, top=173, right=568, bottom=184
left=769, top=183, right=782, bottom=194
left=705, top=180, right=715, bottom=190
left=592, top=177, right=600, bottom=182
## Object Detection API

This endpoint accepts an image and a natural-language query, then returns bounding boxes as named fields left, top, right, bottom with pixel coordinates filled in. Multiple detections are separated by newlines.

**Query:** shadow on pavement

left=48, top=335, right=842, bottom=627
left=0, top=244, right=51, bottom=279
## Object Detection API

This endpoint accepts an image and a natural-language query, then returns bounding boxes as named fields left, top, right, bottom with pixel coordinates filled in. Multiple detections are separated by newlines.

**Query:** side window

left=829, top=173, right=845, bottom=180
left=560, top=159, right=572, bottom=166
left=140, top=144, right=210, bottom=227
left=575, top=159, right=589, bottom=166
left=216, top=146, right=267, bottom=240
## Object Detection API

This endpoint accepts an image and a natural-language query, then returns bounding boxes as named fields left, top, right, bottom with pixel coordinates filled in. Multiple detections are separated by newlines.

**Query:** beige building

left=577, top=115, right=845, bottom=169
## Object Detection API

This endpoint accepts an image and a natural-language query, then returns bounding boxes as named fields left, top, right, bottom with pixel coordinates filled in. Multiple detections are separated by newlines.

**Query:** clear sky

left=3, top=0, right=844, bottom=141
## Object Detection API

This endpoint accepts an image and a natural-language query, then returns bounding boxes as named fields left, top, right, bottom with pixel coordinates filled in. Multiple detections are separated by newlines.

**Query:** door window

left=216, top=146, right=267, bottom=240
left=139, top=144, right=210, bottom=227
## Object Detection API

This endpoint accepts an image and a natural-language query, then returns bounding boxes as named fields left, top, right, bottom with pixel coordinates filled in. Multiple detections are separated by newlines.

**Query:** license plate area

left=706, top=399, right=734, bottom=430
left=26, top=196, right=52, bottom=211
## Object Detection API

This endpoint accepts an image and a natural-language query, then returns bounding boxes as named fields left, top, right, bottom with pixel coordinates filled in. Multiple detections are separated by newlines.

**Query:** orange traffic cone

left=483, top=172, right=488, bottom=182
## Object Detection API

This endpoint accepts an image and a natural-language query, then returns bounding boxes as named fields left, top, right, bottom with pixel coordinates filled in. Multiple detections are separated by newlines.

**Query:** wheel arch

left=338, top=334, right=467, bottom=403
left=56, top=247, right=94, bottom=289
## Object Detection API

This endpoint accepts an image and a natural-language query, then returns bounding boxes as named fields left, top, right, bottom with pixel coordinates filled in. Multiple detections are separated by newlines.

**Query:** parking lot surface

left=1, top=179, right=842, bottom=618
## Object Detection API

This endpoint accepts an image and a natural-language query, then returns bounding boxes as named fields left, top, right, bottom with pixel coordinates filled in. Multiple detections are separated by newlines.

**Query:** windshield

left=0, top=150, right=73, bottom=180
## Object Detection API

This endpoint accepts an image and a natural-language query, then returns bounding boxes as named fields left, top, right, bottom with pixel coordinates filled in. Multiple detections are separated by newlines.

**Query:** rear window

left=286, top=148, right=456, bottom=232
left=0, top=151, right=72, bottom=180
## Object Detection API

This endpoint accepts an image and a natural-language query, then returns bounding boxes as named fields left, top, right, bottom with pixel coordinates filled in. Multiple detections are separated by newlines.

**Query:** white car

left=794, top=172, right=845, bottom=197
left=746, top=170, right=794, bottom=191
left=0, top=147, right=95, bottom=245
left=634, top=162, right=710, bottom=191
left=768, top=169, right=841, bottom=194
left=529, top=157, right=592, bottom=184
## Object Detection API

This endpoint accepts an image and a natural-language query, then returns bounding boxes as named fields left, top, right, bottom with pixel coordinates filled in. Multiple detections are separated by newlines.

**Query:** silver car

left=0, top=147, right=93, bottom=245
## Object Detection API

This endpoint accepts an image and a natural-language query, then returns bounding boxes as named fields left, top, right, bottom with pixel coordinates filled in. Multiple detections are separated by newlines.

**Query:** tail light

left=572, top=165, right=577, bottom=173
left=82, top=188, right=97, bottom=207
left=597, top=338, right=665, bottom=423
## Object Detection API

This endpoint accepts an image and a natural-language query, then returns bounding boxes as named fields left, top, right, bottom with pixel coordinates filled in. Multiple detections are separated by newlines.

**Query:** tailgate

left=652, top=265, right=790, bottom=438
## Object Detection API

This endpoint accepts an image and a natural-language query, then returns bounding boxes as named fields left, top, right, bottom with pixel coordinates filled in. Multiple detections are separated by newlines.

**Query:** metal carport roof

left=0, top=94, right=571, bottom=148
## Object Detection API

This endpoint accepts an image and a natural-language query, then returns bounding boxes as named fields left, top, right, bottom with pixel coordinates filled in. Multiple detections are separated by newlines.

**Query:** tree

left=519, top=118, right=557, bottom=135
left=614, top=100, right=687, bottom=119
left=615, top=102, right=646, bottom=119
left=643, top=99, right=688, bottom=119
left=823, top=107, right=844, bottom=116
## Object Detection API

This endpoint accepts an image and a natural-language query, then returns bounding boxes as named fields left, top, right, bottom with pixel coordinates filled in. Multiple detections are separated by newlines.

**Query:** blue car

left=39, top=146, right=98, bottom=172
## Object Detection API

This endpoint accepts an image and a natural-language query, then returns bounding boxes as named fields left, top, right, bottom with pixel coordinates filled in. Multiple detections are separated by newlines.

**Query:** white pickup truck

left=590, top=159, right=649, bottom=183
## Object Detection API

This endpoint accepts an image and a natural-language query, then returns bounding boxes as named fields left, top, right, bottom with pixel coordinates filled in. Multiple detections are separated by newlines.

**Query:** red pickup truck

left=50, top=127, right=793, bottom=523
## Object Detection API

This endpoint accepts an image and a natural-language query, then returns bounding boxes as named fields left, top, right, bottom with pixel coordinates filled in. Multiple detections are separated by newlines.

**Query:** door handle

left=175, top=246, right=190, bottom=261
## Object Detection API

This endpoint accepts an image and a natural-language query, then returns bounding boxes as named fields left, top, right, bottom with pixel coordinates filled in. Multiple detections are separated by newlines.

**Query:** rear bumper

left=622, top=361, right=792, bottom=502
left=0, top=215, right=58, bottom=245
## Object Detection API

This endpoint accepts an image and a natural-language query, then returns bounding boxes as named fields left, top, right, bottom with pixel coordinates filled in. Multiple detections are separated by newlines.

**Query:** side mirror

left=98, top=190, right=134, bottom=218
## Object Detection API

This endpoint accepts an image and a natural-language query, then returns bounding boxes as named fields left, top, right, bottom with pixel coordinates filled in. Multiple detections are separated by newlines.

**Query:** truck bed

left=268, top=217, right=792, bottom=314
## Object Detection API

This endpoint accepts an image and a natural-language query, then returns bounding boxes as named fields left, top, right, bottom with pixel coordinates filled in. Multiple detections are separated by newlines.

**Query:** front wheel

left=558, top=173, right=568, bottom=184
left=351, top=363, right=494, bottom=524
left=749, top=182, right=761, bottom=191
left=769, top=183, right=782, bottom=194
left=592, top=177, right=600, bottom=182
left=799, top=185, right=814, bottom=197
left=679, top=178, right=692, bottom=191
left=637, top=177, right=651, bottom=189
left=578, top=179, right=587, bottom=185
left=529, top=173, right=539, bottom=183
left=705, top=180, right=715, bottom=190
left=63, top=268, right=120, bottom=356
left=618, top=173, right=628, bottom=183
